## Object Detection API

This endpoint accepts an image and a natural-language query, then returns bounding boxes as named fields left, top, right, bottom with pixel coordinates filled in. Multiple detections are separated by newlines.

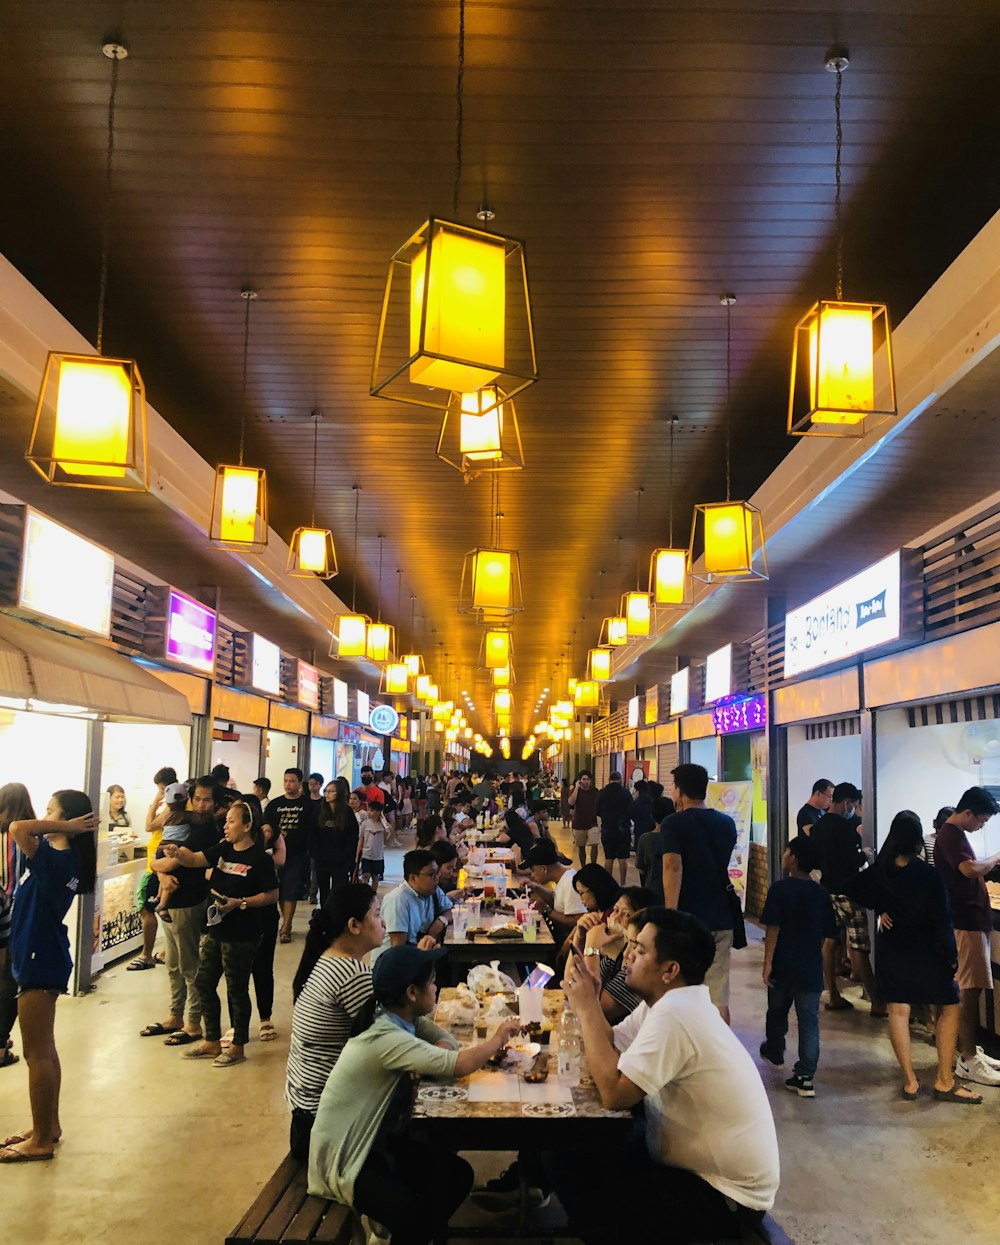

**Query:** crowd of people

left=1, top=757, right=999, bottom=1245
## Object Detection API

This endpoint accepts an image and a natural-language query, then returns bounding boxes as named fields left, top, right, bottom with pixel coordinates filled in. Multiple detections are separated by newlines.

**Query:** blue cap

left=371, top=944, right=446, bottom=1003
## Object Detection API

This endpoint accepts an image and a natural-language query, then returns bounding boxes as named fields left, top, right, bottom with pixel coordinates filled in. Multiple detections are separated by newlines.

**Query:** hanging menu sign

left=297, top=661, right=319, bottom=710
left=18, top=509, right=114, bottom=637
left=165, top=589, right=217, bottom=675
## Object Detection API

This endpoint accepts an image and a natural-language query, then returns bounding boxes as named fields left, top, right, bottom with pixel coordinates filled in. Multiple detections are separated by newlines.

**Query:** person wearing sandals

left=0, top=783, right=35, bottom=1070
left=171, top=801, right=278, bottom=1067
left=849, top=810, right=981, bottom=1104
left=285, top=884, right=385, bottom=1161
left=1, top=790, right=98, bottom=1163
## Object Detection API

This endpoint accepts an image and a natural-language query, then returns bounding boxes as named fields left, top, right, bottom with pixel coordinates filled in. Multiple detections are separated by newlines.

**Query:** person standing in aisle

left=568, top=771, right=601, bottom=867
left=596, top=771, right=634, bottom=885
left=1, top=790, right=98, bottom=1163
left=128, top=764, right=177, bottom=971
left=759, top=835, right=837, bottom=1098
left=932, top=787, right=1000, bottom=1088
left=173, top=800, right=278, bottom=1068
left=0, top=783, right=34, bottom=1070
left=796, top=779, right=833, bottom=834
left=311, top=777, right=359, bottom=902
left=268, top=768, right=318, bottom=943
left=660, top=764, right=739, bottom=1024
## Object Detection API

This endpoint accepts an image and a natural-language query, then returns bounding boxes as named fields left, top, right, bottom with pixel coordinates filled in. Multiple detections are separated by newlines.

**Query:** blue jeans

left=764, top=983, right=820, bottom=1079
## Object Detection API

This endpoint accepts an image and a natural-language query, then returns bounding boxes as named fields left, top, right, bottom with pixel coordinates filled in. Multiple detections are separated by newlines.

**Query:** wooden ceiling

left=1, top=1, right=999, bottom=739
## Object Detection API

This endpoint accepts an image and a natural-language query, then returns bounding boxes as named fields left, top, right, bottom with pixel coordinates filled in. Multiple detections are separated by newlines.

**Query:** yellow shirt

left=145, top=828, right=164, bottom=871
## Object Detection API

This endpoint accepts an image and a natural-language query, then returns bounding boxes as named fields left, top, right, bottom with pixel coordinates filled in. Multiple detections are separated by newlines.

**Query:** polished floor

left=2, top=829, right=999, bottom=1245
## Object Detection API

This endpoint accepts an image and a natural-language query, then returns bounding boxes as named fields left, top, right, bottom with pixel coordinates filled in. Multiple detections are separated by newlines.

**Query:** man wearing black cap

left=308, top=945, right=523, bottom=1243
left=811, top=781, right=884, bottom=1016
left=524, top=839, right=587, bottom=942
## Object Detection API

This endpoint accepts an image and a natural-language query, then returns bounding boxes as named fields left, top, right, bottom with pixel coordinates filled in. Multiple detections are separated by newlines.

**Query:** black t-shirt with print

left=202, top=839, right=278, bottom=940
left=161, top=820, right=221, bottom=908
left=265, top=795, right=316, bottom=858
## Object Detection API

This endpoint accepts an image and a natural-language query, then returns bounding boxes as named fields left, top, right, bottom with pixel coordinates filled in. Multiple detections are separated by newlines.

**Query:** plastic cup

left=467, top=897, right=481, bottom=926
left=513, top=900, right=531, bottom=925
left=452, top=906, right=469, bottom=942
left=523, top=913, right=538, bottom=943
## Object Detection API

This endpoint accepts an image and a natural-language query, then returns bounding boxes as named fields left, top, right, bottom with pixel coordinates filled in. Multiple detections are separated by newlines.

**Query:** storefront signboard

left=333, top=677, right=349, bottom=718
left=705, top=644, right=733, bottom=703
left=297, top=661, right=319, bottom=710
left=784, top=550, right=902, bottom=678
left=713, top=694, right=766, bottom=735
left=165, top=588, right=216, bottom=675
left=19, top=509, right=114, bottom=637
left=627, top=696, right=640, bottom=728
left=251, top=634, right=281, bottom=695
left=369, top=703, right=400, bottom=735
left=670, top=667, right=690, bottom=715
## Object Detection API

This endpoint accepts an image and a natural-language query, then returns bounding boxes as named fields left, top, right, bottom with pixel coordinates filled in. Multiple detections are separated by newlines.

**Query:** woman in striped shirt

left=285, top=884, right=385, bottom=1161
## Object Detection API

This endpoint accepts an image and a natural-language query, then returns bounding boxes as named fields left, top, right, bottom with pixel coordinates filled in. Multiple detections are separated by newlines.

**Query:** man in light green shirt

left=308, top=945, right=522, bottom=1243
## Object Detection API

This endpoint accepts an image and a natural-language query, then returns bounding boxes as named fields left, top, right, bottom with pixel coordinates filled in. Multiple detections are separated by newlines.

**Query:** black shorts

left=279, top=852, right=311, bottom=902
left=601, top=826, right=632, bottom=860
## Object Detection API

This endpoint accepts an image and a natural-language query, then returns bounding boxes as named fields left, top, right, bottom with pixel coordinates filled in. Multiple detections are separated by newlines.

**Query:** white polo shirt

left=613, top=984, right=779, bottom=1211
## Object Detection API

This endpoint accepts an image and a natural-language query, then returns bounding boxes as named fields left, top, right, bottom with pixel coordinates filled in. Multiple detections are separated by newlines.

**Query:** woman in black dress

left=854, top=811, right=979, bottom=1104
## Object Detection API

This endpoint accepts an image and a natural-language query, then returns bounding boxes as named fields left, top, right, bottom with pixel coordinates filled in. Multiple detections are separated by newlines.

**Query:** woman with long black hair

left=0, top=782, right=35, bottom=1070
left=285, top=883, right=384, bottom=1161
left=310, top=777, right=359, bottom=902
left=1, top=789, right=97, bottom=1163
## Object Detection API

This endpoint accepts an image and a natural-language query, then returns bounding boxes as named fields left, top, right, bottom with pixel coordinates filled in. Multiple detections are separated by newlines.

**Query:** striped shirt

left=600, top=948, right=642, bottom=1016
left=285, top=955, right=373, bottom=1114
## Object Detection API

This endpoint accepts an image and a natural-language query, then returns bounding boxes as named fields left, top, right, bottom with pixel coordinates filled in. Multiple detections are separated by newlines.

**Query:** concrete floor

left=2, top=828, right=1000, bottom=1245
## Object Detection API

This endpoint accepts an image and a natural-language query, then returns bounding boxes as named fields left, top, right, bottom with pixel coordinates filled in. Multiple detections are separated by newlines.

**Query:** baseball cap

left=163, top=781, right=189, bottom=805
left=525, top=839, right=558, bottom=868
left=371, top=944, right=446, bottom=1003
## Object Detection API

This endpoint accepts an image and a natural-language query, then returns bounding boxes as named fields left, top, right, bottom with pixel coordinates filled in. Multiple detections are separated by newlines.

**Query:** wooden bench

left=227, top=1153, right=360, bottom=1245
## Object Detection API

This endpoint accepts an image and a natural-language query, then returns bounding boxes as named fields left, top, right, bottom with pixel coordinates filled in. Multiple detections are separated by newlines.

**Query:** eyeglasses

left=418, top=868, right=439, bottom=878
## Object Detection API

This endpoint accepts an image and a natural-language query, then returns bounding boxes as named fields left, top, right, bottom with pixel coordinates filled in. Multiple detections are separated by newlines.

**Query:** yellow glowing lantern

left=335, top=614, right=369, bottom=657
left=622, top=591, right=651, bottom=637
left=574, top=680, right=600, bottom=708
left=288, top=526, right=338, bottom=579
left=589, top=647, right=612, bottom=682
left=556, top=700, right=573, bottom=717
left=365, top=622, right=395, bottom=663
left=602, top=616, right=628, bottom=647
left=436, top=386, right=525, bottom=479
left=492, top=665, right=511, bottom=687
left=459, top=547, right=523, bottom=620
left=689, top=500, right=768, bottom=583
left=27, top=354, right=149, bottom=490
left=403, top=653, right=424, bottom=679
left=650, top=548, right=689, bottom=606
left=434, top=719, right=444, bottom=733
left=383, top=663, right=409, bottom=695
left=208, top=464, right=268, bottom=552
left=789, top=300, right=895, bottom=437
left=483, top=629, right=512, bottom=669
left=494, top=689, right=513, bottom=715
left=416, top=674, right=432, bottom=701
left=427, top=683, right=439, bottom=704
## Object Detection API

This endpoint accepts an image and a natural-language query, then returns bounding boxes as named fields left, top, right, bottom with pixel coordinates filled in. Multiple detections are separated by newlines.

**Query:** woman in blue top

left=1, top=789, right=98, bottom=1163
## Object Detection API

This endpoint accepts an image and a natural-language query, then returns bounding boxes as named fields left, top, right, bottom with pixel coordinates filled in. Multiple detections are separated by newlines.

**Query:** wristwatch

left=583, top=946, right=602, bottom=958
left=239, top=899, right=248, bottom=911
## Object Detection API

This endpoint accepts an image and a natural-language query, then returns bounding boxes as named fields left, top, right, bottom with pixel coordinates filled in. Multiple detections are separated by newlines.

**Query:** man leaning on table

left=549, top=906, right=779, bottom=1244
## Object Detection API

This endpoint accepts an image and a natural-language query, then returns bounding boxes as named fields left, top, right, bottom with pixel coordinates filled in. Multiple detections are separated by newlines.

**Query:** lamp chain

left=635, top=488, right=643, bottom=588
left=351, top=484, right=360, bottom=611
left=834, top=61, right=844, bottom=302
left=96, top=46, right=123, bottom=356
left=725, top=298, right=732, bottom=501
left=453, top=0, right=466, bottom=216
left=311, top=413, right=319, bottom=526
left=668, top=416, right=675, bottom=545
left=238, top=289, right=255, bottom=467
left=376, top=533, right=384, bottom=621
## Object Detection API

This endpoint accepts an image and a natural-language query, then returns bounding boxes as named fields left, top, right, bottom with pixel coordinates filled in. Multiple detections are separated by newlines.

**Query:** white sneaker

left=956, top=1053, right=1000, bottom=1087
left=976, top=1046, right=1000, bottom=1071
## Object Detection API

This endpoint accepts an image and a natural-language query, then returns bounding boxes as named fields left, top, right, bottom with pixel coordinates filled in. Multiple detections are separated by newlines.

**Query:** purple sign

left=166, top=589, right=217, bottom=675
left=713, top=694, right=766, bottom=736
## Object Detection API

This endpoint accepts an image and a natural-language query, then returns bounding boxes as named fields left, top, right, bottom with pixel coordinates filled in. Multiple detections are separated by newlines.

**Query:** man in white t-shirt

left=523, top=839, right=587, bottom=943
left=552, top=906, right=779, bottom=1242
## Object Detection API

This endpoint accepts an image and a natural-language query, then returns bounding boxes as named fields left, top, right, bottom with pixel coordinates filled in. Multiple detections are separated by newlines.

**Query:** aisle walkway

left=2, top=826, right=999, bottom=1244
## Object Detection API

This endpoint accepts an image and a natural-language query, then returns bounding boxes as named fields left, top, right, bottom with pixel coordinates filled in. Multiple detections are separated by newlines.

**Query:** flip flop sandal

left=279, top=932, right=292, bottom=944
left=259, top=1022, right=277, bottom=1042
left=163, top=1031, right=201, bottom=1046
left=139, top=1022, right=179, bottom=1037
left=933, top=1085, right=983, bottom=1104
left=0, top=1146, right=55, bottom=1163
left=0, top=1049, right=19, bottom=1068
left=127, top=958, right=157, bottom=971
left=183, top=1046, right=220, bottom=1060
left=0, top=1132, right=61, bottom=1147
left=900, top=1086, right=920, bottom=1101
left=212, top=1051, right=246, bottom=1068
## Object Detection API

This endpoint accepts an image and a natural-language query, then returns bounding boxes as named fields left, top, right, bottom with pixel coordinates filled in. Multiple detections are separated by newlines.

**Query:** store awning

left=0, top=612, right=192, bottom=725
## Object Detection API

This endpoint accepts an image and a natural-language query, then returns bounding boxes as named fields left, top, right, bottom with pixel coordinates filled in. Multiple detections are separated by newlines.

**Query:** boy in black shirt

left=760, top=836, right=837, bottom=1098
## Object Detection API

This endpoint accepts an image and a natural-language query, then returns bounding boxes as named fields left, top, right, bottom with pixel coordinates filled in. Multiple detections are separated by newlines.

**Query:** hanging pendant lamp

left=27, top=43, right=148, bottom=491
left=365, top=535, right=396, bottom=663
left=690, top=296, right=767, bottom=583
left=600, top=616, right=628, bottom=647
left=288, top=412, right=338, bottom=578
left=208, top=289, right=268, bottom=552
left=788, top=49, right=896, bottom=437
left=370, top=2, right=537, bottom=413
left=331, top=485, right=371, bottom=658
left=481, top=627, right=513, bottom=670
left=650, top=416, right=692, bottom=606
left=435, top=385, right=525, bottom=481
left=458, top=478, right=524, bottom=621
left=588, top=647, right=612, bottom=683
left=620, top=491, right=651, bottom=635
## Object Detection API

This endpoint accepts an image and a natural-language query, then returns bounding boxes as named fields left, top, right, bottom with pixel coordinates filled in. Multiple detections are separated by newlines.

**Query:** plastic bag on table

left=467, top=961, right=517, bottom=997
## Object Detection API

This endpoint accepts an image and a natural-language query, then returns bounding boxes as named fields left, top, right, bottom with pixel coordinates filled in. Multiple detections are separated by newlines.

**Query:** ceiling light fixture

left=689, top=295, right=767, bottom=583
left=288, top=410, right=338, bottom=578
left=436, top=385, right=525, bottom=481
left=208, top=289, right=268, bottom=551
left=788, top=48, right=896, bottom=437
left=331, top=485, right=370, bottom=657
left=621, top=491, right=651, bottom=635
left=27, top=41, right=148, bottom=491
left=365, top=534, right=395, bottom=662
left=458, top=476, right=524, bottom=621
left=650, top=416, right=691, bottom=606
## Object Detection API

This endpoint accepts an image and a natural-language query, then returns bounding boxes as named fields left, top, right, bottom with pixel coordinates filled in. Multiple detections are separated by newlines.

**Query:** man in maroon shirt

left=933, top=786, right=1000, bottom=1087
left=568, top=771, right=600, bottom=867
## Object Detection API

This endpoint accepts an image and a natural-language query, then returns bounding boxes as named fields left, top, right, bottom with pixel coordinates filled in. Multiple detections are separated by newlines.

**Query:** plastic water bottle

left=556, top=1002, right=582, bottom=1087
